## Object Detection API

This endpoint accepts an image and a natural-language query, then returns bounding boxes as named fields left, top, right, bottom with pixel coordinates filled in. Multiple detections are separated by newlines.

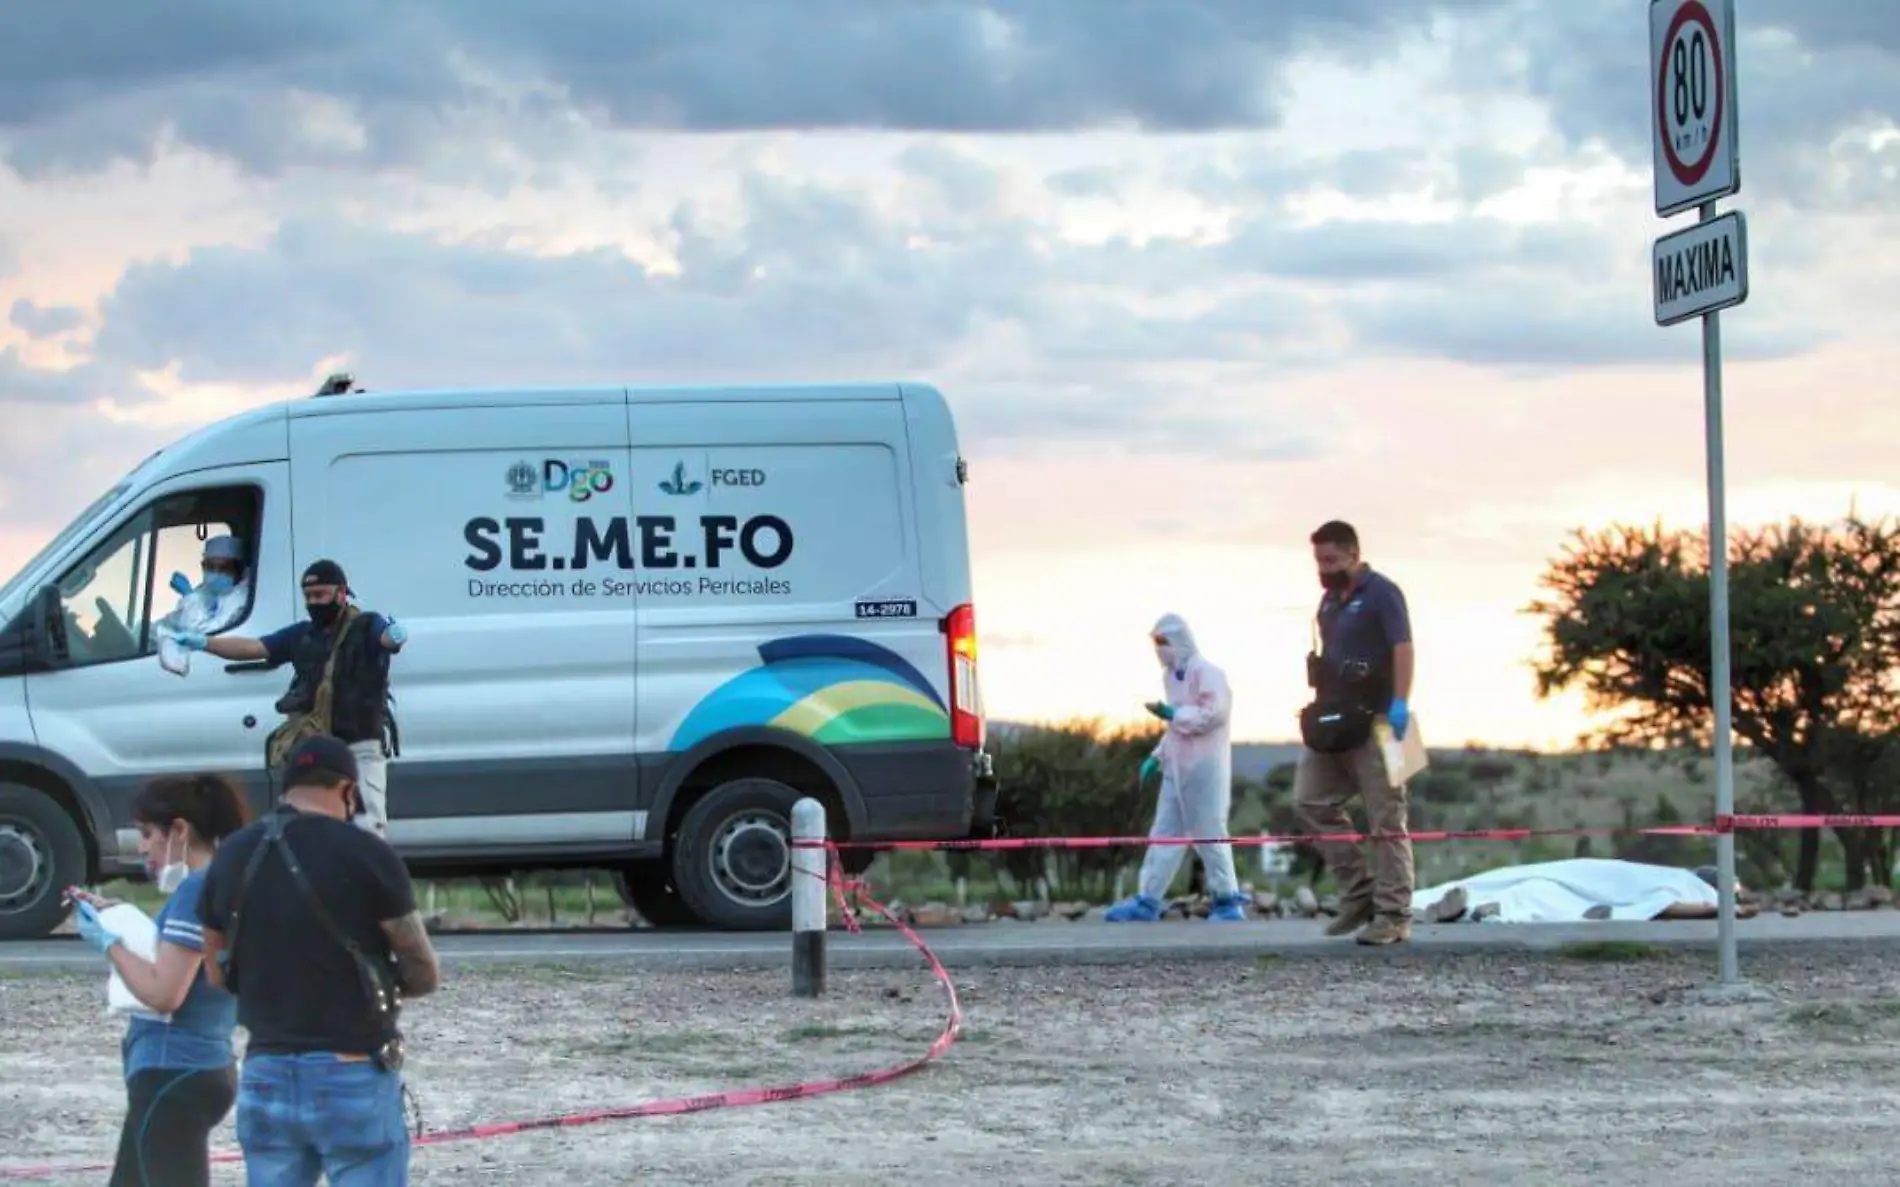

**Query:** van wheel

left=671, top=778, right=802, bottom=931
left=611, top=865, right=700, bottom=929
left=0, top=785, right=86, bottom=940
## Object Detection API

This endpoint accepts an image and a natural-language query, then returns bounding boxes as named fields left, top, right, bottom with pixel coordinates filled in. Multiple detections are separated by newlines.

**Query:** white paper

left=99, top=904, right=171, bottom=1022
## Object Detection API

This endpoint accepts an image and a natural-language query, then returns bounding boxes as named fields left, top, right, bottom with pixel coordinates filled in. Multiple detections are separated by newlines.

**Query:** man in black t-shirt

left=199, top=736, right=441, bottom=1185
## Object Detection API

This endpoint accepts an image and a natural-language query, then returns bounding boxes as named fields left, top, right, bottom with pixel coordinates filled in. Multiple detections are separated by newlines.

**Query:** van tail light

left=945, top=603, right=984, bottom=749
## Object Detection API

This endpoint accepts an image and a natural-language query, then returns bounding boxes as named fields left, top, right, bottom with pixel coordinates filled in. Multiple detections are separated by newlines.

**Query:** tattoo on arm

left=378, top=910, right=441, bottom=998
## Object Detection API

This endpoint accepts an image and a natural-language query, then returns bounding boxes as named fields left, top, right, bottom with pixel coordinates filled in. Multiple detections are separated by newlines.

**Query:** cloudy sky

left=2, top=0, right=1897, bottom=749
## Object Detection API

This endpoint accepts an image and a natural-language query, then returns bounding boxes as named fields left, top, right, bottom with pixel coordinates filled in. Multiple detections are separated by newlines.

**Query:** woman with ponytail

left=70, top=773, right=252, bottom=1186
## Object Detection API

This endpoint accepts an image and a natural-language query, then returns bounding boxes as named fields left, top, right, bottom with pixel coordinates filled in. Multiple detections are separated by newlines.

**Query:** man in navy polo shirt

left=1294, top=520, right=1418, bottom=945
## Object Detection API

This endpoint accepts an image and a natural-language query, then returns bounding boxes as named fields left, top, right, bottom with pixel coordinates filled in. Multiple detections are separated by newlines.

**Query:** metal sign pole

left=1699, top=196, right=1739, bottom=987
left=1650, top=0, right=1745, bottom=986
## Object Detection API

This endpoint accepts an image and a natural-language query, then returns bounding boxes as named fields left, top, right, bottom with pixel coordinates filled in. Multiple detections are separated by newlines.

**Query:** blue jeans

left=235, top=1052, right=409, bottom=1186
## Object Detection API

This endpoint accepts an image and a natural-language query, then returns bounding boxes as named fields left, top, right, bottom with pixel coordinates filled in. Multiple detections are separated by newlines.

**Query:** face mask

left=1320, top=568, right=1352, bottom=592
left=307, top=601, right=341, bottom=627
left=203, top=572, right=235, bottom=597
left=156, top=827, right=188, bottom=894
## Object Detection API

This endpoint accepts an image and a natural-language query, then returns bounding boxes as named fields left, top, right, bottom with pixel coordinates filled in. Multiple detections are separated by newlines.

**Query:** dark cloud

left=9, top=299, right=86, bottom=338
left=1446, top=1, right=1900, bottom=214
left=0, top=0, right=1497, bottom=176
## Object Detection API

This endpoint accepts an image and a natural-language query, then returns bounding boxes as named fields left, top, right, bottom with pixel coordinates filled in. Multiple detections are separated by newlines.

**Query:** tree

left=1526, top=513, right=1900, bottom=891
left=954, top=718, right=1165, bottom=901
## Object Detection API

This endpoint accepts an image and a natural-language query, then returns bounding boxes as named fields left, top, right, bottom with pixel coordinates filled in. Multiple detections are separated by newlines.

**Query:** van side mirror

left=29, top=583, right=69, bottom=668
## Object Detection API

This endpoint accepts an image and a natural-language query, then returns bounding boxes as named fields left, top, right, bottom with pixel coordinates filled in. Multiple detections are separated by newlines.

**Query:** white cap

left=203, top=535, right=243, bottom=564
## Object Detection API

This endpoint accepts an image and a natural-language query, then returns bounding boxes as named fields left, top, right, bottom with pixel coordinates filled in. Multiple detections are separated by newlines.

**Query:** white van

left=0, top=378, right=998, bottom=937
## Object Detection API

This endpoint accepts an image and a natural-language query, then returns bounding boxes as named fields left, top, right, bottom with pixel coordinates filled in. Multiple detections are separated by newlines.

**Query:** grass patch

left=1787, top=1000, right=1900, bottom=1029
left=566, top=1030, right=733, bottom=1057
left=1556, top=940, right=1664, bottom=962
left=782, top=1022, right=881, bottom=1043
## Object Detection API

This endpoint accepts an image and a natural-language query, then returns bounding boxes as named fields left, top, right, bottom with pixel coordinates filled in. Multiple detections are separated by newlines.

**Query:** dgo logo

left=543, top=459, right=616, bottom=502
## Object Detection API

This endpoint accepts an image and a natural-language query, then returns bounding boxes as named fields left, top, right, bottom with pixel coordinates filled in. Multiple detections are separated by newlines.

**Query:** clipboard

left=1373, top=717, right=1429, bottom=787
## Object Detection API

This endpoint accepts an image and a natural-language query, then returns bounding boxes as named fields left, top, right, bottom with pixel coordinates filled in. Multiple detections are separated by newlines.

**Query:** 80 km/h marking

left=1657, top=0, right=1725, bottom=186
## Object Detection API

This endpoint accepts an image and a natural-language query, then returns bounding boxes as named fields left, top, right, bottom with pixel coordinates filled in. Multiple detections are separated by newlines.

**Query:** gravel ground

left=5, top=942, right=1900, bottom=1185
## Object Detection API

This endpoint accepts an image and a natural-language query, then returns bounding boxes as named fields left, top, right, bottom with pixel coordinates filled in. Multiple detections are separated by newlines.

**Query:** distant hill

left=989, top=720, right=1515, bottom=782
left=988, top=721, right=1333, bottom=780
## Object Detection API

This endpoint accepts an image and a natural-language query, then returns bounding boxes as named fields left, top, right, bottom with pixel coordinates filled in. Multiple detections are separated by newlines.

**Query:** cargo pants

left=1293, top=737, right=1414, bottom=918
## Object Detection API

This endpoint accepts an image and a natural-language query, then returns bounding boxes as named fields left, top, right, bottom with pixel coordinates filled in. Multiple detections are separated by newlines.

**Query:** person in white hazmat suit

left=154, top=535, right=253, bottom=676
left=1105, top=614, right=1248, bottom=923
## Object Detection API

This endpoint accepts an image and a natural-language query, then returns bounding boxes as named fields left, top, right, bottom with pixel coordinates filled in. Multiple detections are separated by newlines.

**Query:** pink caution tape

left=810, top=822, right=1721, bottom=854
left=0, top=863, right=961, bottom=1182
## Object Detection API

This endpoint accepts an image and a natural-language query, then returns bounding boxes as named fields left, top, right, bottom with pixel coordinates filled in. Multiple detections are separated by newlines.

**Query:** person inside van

left=176, top=558, right=407, bottom=836
left=156, top=534, right=254, bottom=677
left=70, top=773, right=253, bottom=1187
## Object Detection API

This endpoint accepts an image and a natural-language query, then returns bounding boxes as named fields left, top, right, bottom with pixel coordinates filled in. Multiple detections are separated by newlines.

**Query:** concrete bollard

left=791, top=797, right=827, bottom=998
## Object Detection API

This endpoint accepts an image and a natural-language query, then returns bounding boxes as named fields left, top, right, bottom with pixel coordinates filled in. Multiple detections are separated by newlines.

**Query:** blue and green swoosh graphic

left=669, top=635, right=950, bottom=751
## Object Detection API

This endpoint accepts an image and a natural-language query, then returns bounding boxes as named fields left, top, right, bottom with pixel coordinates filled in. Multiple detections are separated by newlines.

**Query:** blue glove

left=75, top=901, right=119, bottom=955
left=1388, top=698, right=1410, bottom=741
left=1139, top=754, right=1160, bottom=784
left=174, top=629, right=208, bottom=651
left=385, top=620, right=408, bottom=646
left=1144, top=700, right=1175, bottom=721
left=169, top=572, right=194, bottom=597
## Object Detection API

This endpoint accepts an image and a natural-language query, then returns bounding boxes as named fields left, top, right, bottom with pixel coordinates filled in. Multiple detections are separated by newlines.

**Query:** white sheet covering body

left=1412, top=857, right=1717, bottom=923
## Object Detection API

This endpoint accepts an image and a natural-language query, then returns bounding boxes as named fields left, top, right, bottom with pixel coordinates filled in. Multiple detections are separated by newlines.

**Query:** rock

left=1162, top=898, right=1196, bottom=921
left=961, top=905, right=995, bottom=924
left=1318, top=893, right=1341, bottom=917
left=1871, top=886, right=1896, bottom=908
left=1053, top=901, right=1093, bottom=922
left=1819, top=892, right=1845, bottom=912
left=1012, top=900, right=1051, bottom=922
left=910, top=903, right=962, bottom=927
left=1252, top=891, right=1280, bottom=916
left=1845, top=888, right=1882, bottom=912
left=1779, top=901, right=1804, bottom=918
left=990, top=900, right=1018, bottom=919
left=1294, top=886, right=1320, bottom=918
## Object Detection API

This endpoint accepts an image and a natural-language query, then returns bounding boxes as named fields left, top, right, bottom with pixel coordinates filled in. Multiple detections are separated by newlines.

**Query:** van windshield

left=0, top=481, right=133, bottom=607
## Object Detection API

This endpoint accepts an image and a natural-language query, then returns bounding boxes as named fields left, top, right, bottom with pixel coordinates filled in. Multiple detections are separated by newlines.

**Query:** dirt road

left=4, top=942, right=1899, bottom=1185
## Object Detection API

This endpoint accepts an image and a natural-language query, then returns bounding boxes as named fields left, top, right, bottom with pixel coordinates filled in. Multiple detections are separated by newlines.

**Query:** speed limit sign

left=1651, top=0, right=1740, bottom=216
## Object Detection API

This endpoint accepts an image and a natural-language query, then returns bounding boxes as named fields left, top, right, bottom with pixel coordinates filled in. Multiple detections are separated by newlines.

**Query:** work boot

left=1356, top=914, right=1412, bottom=946
left=1325, top=896, right=1375, bottom=937
left=1423, top=887, right=1468, bottom=924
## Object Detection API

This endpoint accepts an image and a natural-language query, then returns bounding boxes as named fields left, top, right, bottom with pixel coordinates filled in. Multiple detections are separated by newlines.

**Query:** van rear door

left=625, top=390, right=947, bottom=783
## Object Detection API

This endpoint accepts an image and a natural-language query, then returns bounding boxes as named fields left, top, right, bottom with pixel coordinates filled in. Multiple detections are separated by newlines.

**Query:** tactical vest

left=278, top=614, right=397, bottom=751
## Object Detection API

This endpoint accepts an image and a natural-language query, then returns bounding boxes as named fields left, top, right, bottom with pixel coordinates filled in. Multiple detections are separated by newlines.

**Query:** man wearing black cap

left=197, top=734, right=439, bottom=1184
left=184, top=558, right=408, bottom=837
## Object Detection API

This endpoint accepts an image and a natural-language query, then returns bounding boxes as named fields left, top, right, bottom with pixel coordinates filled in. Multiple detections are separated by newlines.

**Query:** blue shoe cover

left=1104, top=893, right=1163, bottom=922
left=1206, top=894, right=1248, bottom=922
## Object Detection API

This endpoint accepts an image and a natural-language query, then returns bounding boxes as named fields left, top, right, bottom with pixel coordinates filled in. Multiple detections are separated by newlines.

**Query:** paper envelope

left=1373, top=717, right=1429, bottom=787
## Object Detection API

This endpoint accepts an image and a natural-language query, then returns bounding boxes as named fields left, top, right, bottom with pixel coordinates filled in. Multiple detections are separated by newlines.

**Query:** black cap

left=282, top=735, right=359, bottom=786
left=302, top=559, right=349, bottom=588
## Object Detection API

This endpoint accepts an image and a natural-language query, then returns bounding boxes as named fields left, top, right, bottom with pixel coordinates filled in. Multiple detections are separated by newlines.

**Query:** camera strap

left=221, top=811, right=401, bottom=1047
